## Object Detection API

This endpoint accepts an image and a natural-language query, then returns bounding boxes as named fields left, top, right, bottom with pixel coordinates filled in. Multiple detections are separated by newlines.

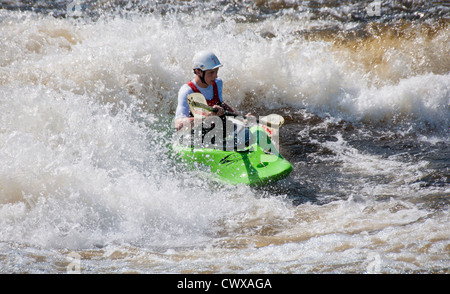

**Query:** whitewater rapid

left=0, top=1, right=448, bottom=273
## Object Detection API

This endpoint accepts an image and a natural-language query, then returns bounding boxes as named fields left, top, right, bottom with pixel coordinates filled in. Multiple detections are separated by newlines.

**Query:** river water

left=0, top=0, right=449, bottom=273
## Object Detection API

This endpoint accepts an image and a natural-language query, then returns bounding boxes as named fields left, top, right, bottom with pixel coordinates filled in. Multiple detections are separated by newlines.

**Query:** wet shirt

left=175, top=78, right=223, bottom=118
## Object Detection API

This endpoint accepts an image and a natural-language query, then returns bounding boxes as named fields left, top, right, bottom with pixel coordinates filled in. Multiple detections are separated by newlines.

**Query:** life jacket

left=187, top=81, right=220, bottom=106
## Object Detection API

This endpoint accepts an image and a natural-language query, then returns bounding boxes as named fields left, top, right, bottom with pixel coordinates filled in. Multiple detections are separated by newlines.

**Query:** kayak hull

left=173, top=126, right=293, bottom=186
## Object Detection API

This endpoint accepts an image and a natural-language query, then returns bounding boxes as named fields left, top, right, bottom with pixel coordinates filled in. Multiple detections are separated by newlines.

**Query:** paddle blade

left=259, top=114, right=285, bottom=128
left=187, top=93, right=210, bottom=118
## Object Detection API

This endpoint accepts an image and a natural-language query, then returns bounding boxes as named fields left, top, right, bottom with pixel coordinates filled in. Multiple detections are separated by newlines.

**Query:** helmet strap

left=194, top=69, right=207, bottom=85
left=200, top=70, right=207, bottom=85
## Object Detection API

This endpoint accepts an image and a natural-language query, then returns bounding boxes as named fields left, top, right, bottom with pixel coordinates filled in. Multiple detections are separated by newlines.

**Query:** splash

left=0, top=2, right=448, bottom=273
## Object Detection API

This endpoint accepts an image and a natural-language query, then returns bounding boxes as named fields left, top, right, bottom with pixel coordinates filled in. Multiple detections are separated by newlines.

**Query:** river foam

left=0, top=2, right=448, bottom=273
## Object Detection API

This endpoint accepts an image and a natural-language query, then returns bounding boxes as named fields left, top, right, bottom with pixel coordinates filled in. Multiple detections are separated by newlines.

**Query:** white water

left=0, top=9, right=449, bottom=273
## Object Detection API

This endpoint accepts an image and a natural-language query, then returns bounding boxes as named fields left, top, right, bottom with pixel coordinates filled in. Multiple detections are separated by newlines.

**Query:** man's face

left=198, top=68, right=219, bottom=85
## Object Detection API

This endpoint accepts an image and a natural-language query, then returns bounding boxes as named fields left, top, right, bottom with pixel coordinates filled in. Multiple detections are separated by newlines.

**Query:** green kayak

left=173, top=125, right=293, bottom=186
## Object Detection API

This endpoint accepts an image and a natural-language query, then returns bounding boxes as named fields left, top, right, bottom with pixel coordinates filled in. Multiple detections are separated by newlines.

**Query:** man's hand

left=209, top=105, right=225, bottom=117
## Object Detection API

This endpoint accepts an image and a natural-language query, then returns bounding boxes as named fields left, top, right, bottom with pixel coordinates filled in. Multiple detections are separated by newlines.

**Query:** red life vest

left=187, top=81, right=220, bottom=106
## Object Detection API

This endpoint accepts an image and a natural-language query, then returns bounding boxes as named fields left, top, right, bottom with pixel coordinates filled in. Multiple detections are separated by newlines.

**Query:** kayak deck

left=173, top=126, right=293, bottom=186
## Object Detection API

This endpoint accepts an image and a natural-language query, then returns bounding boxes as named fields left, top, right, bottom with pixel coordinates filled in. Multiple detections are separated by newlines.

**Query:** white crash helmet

left=192, top=51, right=223, bottom=71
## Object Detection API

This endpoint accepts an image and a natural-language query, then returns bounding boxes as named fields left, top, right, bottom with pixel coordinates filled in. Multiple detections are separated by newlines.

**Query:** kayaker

left=175, top=50, right=242, bottom=130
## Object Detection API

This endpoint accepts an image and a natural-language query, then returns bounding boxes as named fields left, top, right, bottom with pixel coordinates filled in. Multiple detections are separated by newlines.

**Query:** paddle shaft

left=188, top=99, right=283, bottom=128
left=190, top=101, right=265, bottom=124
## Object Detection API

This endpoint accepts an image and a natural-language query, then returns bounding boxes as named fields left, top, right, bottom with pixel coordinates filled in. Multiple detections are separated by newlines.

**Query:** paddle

left=187, top=93, right=284, bottom=128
